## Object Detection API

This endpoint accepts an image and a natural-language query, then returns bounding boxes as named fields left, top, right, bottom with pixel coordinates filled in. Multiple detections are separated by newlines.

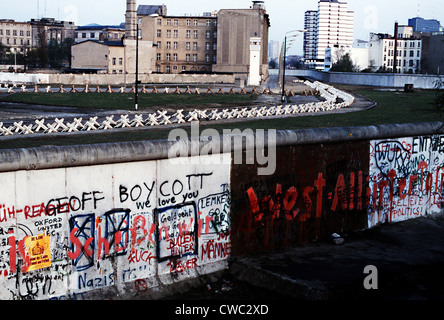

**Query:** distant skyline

left=1, top=0, right=443, bottom=55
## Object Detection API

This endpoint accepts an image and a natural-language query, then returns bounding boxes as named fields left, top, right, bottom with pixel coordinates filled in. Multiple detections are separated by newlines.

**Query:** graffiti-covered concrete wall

left=0, top=122, right=443, bottom=299
left=0, top=155, right=230, bottom=300
left=368, top=135, right=444, bottom=227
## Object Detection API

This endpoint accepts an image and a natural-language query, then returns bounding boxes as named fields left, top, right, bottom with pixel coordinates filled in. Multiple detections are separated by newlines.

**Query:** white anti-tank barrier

left=0, top=81, right=355, bottom=136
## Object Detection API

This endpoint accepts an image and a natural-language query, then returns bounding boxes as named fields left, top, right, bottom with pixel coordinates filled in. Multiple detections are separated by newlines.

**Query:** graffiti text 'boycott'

left=168, top=122, right=277, bottom=176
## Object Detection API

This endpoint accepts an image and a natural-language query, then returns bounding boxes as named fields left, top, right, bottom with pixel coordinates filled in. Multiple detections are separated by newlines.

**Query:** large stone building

left=139, top=7, right=218, bottom=74
left=0, top=19, right=32, bottom=54
left=29, top=18, right=76, bottom=47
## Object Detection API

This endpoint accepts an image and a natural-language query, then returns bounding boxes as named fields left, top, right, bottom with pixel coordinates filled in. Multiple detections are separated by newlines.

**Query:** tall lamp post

left=135, top=21, right=139, bottom=111
left=281, top=30, right=306, bottom=103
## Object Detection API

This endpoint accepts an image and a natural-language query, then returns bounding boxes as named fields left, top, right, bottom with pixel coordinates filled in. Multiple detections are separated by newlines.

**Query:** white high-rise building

left=304, top=0, right=354, bottom=70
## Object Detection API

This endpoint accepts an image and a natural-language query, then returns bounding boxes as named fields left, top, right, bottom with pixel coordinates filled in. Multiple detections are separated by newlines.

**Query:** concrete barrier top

left=0, top=122, right=442, bottom=172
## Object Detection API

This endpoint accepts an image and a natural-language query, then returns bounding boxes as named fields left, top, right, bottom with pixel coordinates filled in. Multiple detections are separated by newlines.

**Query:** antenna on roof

left=417, top=3, right=420, bottom=17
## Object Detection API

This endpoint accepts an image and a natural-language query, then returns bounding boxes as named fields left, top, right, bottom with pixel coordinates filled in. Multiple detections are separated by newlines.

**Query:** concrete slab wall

left=0, top=122, right=443, bottom=299
left=0, top=72, right=236, bottom=86
left=270, top=69, right=442, bottom=89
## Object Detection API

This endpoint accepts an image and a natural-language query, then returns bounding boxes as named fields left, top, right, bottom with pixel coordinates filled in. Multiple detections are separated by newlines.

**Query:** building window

left=82, top=33, right=86, bottom=38
left=193, top=42, right=198, bottom=50
left=193, top=30, right=198, bottom=38
left=193, top=54, right=197, bottom=62
left=6, top=30, right=10, bottom=36
left=112, top=58, right=116, bottom=65
left=157, top=53, right=161, bottom=61
left=410, top=50, right=414, bottom=57
left=417, top=51, right=420, bottom=57
left=157, top=41, right=161, bottom=49
left=186, top=30, right=191, bottom=38
left=206, top=31, right=211, bottom=39
left=186, top=42, right=191, bottom=50
left=157, top=19, right=162, bottom=26
left=119, top=58, right=123, bottom=65
left=166, top=53, right=171, bottom=61
left=20, top=30, right=24, bottom=36
left=206, top=42, right=210, bottom=51
left=157, top=30, right=162, bottom=37
left=167, top=19, right=171, bottom=26
left=206, top=20, right=211, bottom=27
left=173, top=42, right=178, bottom=50
left=182, top=66, right=186, bottom=71
left=213, top=31, right=217, bottom=39
left=213, top=43, right=217, bottom=51
left=166, top=30, right=171, bottom=38
left=166, top=66, right=171, bottom=73
left=174, top=30, right=178, bottom=38
left=174, top=19, right=179, bottom=26
left=194, top=20, right=198, bottom=26
left=186, top=54, right=190, bottom=62
left=186, top=19, right=191, bottom=26
left=213, top=55, right=217, bottom=63
left=166, top=41, right=171, bottom=49
left=13, top=30, right=17, bottom=36
left=157, top=65, right=161, bottom=72
left=90, top=32, right=95, bottom=38
left=206, top=54, right=210, bottom=62
left=173, top=53, right=178, bottom=61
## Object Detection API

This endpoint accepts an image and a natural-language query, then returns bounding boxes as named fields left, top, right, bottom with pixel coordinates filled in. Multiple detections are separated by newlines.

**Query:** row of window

left=157, top=41, right=217, bottom=51
left=157, top=53, right=217, bottom=63
left=158, top=65, right=209, bottom=74
left=0, top=38, right=31, bottom=46
left=385, top=40, right=421, bottom=48
left=0, top=29, right=31, bottom=37
left=157, top=18, right=217, bottom=27
left=384, top=59, right=420, bottom=67
left=384, top=49, right=421, bottom=58
left=157, top=29, right=217, bottom=39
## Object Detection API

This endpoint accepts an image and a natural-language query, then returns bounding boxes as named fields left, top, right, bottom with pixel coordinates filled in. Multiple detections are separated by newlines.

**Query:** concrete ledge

left=0, top=122, right=442, bottom=172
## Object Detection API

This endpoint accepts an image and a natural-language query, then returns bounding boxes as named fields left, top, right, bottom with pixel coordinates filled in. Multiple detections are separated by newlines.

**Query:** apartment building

left=140, top=10, right=218, bottom=74
left=304, top=0, right=354, bottom=70
left=303, top=10, right=317, bottom=63
left=369, top=26, right=422, bottom=74
left=0, top=19, right=32, bottom=53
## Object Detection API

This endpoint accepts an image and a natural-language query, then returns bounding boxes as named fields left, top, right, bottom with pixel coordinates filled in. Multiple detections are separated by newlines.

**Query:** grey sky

left=1, top=0, right=443, bottom=55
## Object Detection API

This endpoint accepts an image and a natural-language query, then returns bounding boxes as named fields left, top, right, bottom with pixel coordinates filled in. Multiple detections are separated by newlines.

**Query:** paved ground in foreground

left=163, top=214, right=444, bottom=300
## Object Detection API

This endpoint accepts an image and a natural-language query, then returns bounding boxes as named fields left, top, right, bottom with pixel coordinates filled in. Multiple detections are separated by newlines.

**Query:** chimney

left=125, top=0, right=137, bottom=40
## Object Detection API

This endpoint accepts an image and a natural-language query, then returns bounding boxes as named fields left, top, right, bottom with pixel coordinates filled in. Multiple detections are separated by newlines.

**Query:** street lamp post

left=135, top=22, right=139, bottom=111
left=281, top=30, right=306, bottom=103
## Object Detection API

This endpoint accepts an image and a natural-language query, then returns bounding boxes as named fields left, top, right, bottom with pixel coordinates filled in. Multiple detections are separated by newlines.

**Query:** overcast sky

left=1, top=0, right=443, bottom=55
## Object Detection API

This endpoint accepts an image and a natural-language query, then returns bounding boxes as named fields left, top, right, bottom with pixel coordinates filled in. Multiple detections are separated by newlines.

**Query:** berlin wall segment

left=230, top=141, right=370, bottom=256
left=0, top=124, right=444, bottom=299
left=0, top=155, right=231, bottom=300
